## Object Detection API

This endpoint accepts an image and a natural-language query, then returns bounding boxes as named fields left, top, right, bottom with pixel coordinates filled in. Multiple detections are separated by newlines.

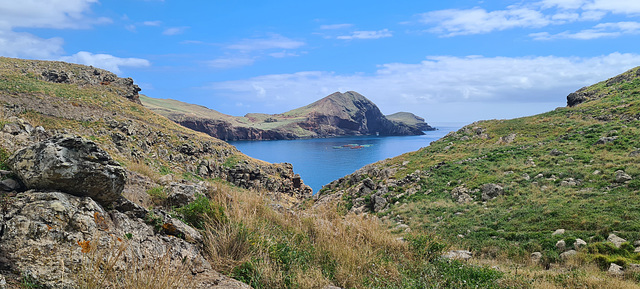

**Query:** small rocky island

left=142, top=91, right=434, bottom=141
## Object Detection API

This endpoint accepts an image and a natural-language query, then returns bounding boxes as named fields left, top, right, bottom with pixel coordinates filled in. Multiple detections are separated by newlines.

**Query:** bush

left=406, top=233, right=447, bottom=261
left=175, top=195, right=227, bottom=229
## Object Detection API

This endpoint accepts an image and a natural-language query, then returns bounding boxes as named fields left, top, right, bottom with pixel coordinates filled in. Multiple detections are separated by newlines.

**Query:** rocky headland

left=141, top=91, right=432, bottom=141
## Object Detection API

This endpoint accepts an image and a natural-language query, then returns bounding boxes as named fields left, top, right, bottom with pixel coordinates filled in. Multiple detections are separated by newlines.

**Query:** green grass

left=321, top=66, right=640, bottom=272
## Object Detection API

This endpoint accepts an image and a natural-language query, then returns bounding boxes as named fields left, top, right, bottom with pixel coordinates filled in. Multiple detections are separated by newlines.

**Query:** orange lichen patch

left=46, top=224, right=53, bottom=231
left=77, top=240, right=91, bottom=253
left=94, top=212, right=109, bottom=231
left=100, top=81, right=111, bottom=85
left=162, top=223, right=177, bottom=234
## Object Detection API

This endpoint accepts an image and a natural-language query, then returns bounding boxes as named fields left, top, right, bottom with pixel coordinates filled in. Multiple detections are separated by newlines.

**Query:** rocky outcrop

left=0, top=190, right=248, bottom=288
left=386, top=112, right=435, bottom=132
left=0, top=57, right=143, bottom=104
left=8, top=135, right=126, bottom=207
left=567, top=66, right=640, bottom=107
left=142, top=91, right=427, bottom=140
left=175, top=117, right=295, bottom=141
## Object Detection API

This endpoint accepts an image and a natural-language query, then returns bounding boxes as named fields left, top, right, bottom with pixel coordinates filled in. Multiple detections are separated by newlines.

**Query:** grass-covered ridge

left=319, top=66, right=640, bottom=280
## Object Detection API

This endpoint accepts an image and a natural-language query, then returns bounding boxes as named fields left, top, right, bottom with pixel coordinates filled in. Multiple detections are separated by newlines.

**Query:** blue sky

left=2, top=0, right=640, bottom=124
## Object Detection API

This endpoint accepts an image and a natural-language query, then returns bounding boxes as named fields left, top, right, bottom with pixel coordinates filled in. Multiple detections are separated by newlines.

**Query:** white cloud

left=531, top=21, right=640, bottom=40
left=163, top=27, right=188, bottom=35
left=60, top=51, right=150, bottom=74
left=206, top=53, right=640, bottom=122
left=585, top=0, right=640, bottom=14
left=420, top=7, right=551, bottom=36
left=207, top=57, right=255, bottom=69
left=269, top=51, right=299, bottom=58
left=226, top=34, right=305, bottom=51
left=0, top=30, right=64, bottom=59
left=0, top=0, right=110, bottom=30
left=143, top=20, right=162, bottom=26
left=418, top=0, right=640, bottom=37
left=337, top=29, right=393, bottom=40
left=319, top=24, right=353, bottom=30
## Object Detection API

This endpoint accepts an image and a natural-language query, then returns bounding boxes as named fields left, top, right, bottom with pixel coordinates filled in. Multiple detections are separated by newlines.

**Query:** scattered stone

left=615, top=170, right=632, bottom=183
left=574, top=238, right=587, bottom=249
left=630, top=150, right=640, bottom=157
left=481, top=183, right=504, bottom=201
left=550, top=149, right=564, bottom=156
left=552, top=229, right=565, bottom=236
left=634, top=240, right=640, bottom=247
left=608, top=263, right=624, bottom=276
left=535, top=173, right=544, bottom=179
left=608, top=234, right=627, bottom=248
left=451, top=186, right=474, bottom=203
left=531, top=252, right=542, bottom=263
left=0, top=274, right=5, bottom=289
left=593, top=170, right=601, bottom=175
left=556, top=240, right=566, bottom=251
left=560, top=178, right=578, bottom=186
left=8, top=135, right=126, bottom=207
left=442, top=250, right=472, bottom=260
left=522, top=173, right=530, bottom=180
left=595, top=136, right=618, bottom=145
left=566, top=157, right=575, bottom=163
left=323, top=286, right=343, bottom=289
left=499, top=133, right=517, bottom=144
left=560, top=250, right=577, bottom=260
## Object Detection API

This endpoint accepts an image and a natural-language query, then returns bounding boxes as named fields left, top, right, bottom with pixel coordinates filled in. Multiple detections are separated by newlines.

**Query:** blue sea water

left=228, top=125, right=462, bottom=193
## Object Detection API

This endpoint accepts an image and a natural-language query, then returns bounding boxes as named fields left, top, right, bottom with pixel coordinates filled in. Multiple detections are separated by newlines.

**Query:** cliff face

left=142, top=91, right=430, bottom=140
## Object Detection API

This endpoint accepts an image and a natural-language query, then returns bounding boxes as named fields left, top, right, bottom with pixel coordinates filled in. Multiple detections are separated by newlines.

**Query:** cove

left=229, top=125, right=462, bottom=193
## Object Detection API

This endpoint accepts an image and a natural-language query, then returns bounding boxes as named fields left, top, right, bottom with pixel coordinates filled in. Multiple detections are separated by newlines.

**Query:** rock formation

left=142, top=91, right=430, bottom=140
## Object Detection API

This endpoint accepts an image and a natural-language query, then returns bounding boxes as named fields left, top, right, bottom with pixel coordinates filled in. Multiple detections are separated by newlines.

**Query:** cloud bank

left=207, top=53, right=640, bottom=121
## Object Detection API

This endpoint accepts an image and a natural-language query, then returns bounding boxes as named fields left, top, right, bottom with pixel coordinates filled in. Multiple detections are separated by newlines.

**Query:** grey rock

left=112, top=196, right=148, bottom=219
left=560, top=250, right=577, bottom=259
left=595, top=136, right=618, bottom=145
left=0, top=178, right=20, bottom=191
left=615, top=170, right=632, bottom=183
left=531, top=252, right=542, bottom=263
left=550, top=149, right=564, bottom=156
left=451, top=186, right=473, bottom=203
left=0, top=274, right=5, bottom=289
left=0, top=190, right=211, bottom=288
left=167, top=182, right=204, bottom=207
left=552, top=229, right=565, bottom=236
left=442, top=250, right=472, bottom=260
left=608, top=263, right=624, bottom=276
left=556, top=240, right=566, bottom=251
left=481, top=183, right=504, bottom=201
left=574, top=238, right=587, bottom=249
left=630, top=150, right=640, bottom=157
left=608, top=234, right=627, bottom=248
left=8, top=135, right=126, bottom=207
left=373, top=195, right=387, bottom=212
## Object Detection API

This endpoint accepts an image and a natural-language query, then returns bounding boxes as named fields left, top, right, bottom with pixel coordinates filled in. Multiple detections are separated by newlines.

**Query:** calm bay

left=228, top=124, right=462, bottom=193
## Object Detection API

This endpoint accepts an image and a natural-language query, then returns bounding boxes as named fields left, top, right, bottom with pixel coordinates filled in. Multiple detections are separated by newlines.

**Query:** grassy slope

left=386, top=112, right=425, bottom=127
left=322, top=67, right=640, bottom=268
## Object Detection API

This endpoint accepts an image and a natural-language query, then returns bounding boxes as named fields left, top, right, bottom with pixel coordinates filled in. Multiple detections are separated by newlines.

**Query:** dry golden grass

left=202, top=182, right=410, bottom=288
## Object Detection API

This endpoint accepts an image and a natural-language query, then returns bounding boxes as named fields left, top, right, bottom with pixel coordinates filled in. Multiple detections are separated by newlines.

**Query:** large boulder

left=481, top=184, right=504, bottom=201
left=8, top=135, right=126, bottom=207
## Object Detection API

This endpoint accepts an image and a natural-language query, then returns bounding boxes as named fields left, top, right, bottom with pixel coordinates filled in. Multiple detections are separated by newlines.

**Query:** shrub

left=176, top=195, right=227, bottom=229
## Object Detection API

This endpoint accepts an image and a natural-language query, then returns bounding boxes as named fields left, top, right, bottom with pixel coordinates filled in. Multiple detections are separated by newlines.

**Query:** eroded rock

left=8, top=135, right=126, bottom=207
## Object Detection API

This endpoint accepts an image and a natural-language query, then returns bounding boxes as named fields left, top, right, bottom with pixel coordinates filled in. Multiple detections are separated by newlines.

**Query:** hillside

left=141, top=91, right=430, bottom=140
left=386, top=112, right=435, bottom=132
left=317, top=66, right=640, bottom=278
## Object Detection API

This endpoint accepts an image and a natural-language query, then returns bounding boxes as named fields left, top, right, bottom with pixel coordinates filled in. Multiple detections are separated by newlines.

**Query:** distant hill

left=386, top=112, right=435, bottom=131
left=141, top=91, right=431, bottom=140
